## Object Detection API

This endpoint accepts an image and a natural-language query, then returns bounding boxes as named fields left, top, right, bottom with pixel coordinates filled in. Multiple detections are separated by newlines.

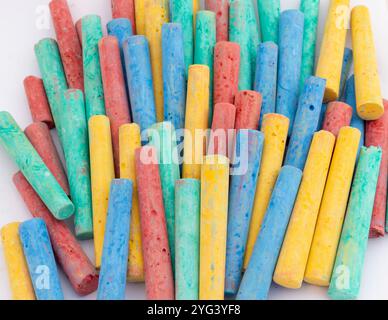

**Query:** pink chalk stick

left=322, top=101, right=353, bottom=137
left=234, top=90, right=262, bottom=130
left=205, top=0, right=229, bottom=42
left=111, top=0, right=136, bottom=34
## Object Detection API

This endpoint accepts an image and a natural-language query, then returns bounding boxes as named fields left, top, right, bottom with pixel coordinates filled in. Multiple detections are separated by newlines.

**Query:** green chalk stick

left=61, top=90, right=93, bottom=240
left=257, top=0, right=280, bottom=43
left=82, top=15, right=105, bottom=120
left=328, top=146, right=382, bottom=300
left=194, top=10, right=216, bottom=125
left=0, top=112, right=74, bottom=220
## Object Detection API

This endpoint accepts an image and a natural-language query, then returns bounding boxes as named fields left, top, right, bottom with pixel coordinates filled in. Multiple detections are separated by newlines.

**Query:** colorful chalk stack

left=0, top=0, right=387, bottom=301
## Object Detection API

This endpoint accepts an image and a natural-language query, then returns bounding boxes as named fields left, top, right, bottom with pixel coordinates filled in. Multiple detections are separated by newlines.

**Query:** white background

left=0, top=0, right=387, bottom=300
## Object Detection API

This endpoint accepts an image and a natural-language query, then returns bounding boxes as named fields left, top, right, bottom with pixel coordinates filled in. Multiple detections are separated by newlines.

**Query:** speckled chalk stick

left=225, top=130, right=264, bottom=295
left=175, top=179, right=200, bottom=300
left=82, top=15, right=106, bottom=119
left=257, top=0, right=280, bottom=43
left=124, top=35, right=157, bottom=133
left=322, top=102, right=353, bottom=137
left=19, top=218, right=64, bottom=300
left=134, top=0, right=146, bottom=35
left=205, top=0, right=229, bottom=42
left=234, top=90, right=262, bottom=131
left=328, top=146, right=382, bottom=300
left=339, top=48, right=353, bottom=98
left=23, top=76, right=54, bottom=129
left=285, top=76, right=326, bottom=170
left=61, top=90, right=93, bottom=239
left=136, top=146, right=174, bottom=300
left=13, top=172, right=99, bottom=296
left=254, top=42, right=278, bottom=129
left=237, top=166, right=302, bottom=300
left=276, top=10, right=304, bottom=134
left=111, top=0, right=136, bottom=34
left=25, top=122, right=69, bottom=195
left=0, top=112, right=74, bottom=220
left=49, top=0, right=83, bottom=91
left=162, top=23, right=187, bottom=132
left=98, top=179, right=133, bottom=300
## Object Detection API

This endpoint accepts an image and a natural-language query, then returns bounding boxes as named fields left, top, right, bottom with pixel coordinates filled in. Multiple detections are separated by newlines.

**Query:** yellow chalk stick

left=200, top=155, right=229, bottom=300
left=315, top=0, right=350, bottom=102
left=183, top=65, right=210, bottom=180
left=134, top=0, right=148, bottom=35
left=244, top=113, right=289, bottom=268
left=304, top=126, right=360, bottom=286
left=145, top=0, right=169, bottom=122
left=119, top=123, right=144, bottom=282
left=1, top=222, right=35, bottom=300
left=89, top=115, right=115, bottom=268
left=273, top=131, right=336, bottom=289
left=193, top=0, right=200, bottom=31
left=351, top=6, right=384, bottom=120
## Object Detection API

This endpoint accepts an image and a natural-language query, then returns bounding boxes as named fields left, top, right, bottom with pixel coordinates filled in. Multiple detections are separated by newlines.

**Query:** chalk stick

left=19, top=218, right=64, bottom=300
left=238, top=166, right=302, bottom=300
left=183, top=65, right=210, bottom=180
left=119, top=124, right=144, bottom=281
left=244, top=114, right=289, bottom=268
left=285, top=76, right=326, bottom=170
left=339, top=48, right=353, bottom=98
left=49, top=0, right=83, bottom=91
left=274, top=131, right=335, bottom=289
left=134, top=0, right=146, bottom=35
left=299, top=0, right=320, bottom=89
left=99, top=36, right=131, bottom=175
left=148, top=122, right=181, bottom=271
left=257, top=0, right=280, bottom=43
left=213, top=41, right=240, bottom=105
left=200, top=155, right=229, bottom=300
left=98, top=179, right=133, bottom=300
left=13, top=172, right=99, bottom=296
left=89, top=115, right=115, bottom=268
left=162, top=23, right=187, bottom=132
left=111, top=0, right=136, bottom=34
left=193, top=0, right=200, bottom=28
left=24, top=122, right=69, bottom=195
left=0, top=112, right=73, bottom=220
left=276, top=10, right=304, bottom=134
left=366, top=101, right=388, bottom=237
left=23, top=76, right=54, bottom=129
left=322, top=102, right=353, bottom=137
left=234, top=90, right=262, bottom=131
left=76, top=19, right=82, bottom=45
left=328, top=146, right=381, bottom=300
left=316, top=0, right=349, bottom=102
left=194, top=10, right=216, bottom=124
left=225, top=130, right=264, bottom=295
left=61, top=90, right=93, bottom=239
left=175, top=178, right=200, bottom=300
left=123, top=35, right=157, bottom=133
left=205, top=0, right=229, bottom=42
left=305, top=127, right=360, bottom=286
left=254, top=42, right=278, bottom=129
left=82, top=15, right=105, bottom=119
left=352, top=6, right=384, bottom=120
left=136, top=146, right=174, bottom=300
left=1, top=222, right=35, bottom=300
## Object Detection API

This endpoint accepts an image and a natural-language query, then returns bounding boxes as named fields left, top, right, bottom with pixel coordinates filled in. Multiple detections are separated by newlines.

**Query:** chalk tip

left=75, top=228, right=94, bottom=241
left=303, top=274, right=330, bottom=287
left=56, top=202, right=75, bottom=220
left=273, top=273, right=302, bottom=289
left=323, top=87, right=339, bottom=103
left=357, top=102, right=384, bottom=120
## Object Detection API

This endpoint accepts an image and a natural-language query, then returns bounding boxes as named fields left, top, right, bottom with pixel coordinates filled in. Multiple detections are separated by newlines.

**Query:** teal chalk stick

left=82, top=15, right=105, bottom=119
left=257, top=0, right=280, bottom=43
left=0, top=112, right=74, bottom=220
left=61, top=90, right=93, bottom=239
left=328, top=146, right=382, bottom=300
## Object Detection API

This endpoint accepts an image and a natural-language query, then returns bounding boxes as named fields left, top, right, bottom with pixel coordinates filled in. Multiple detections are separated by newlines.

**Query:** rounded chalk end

left=273, top=273, right=302, bottom=290
left=57, top=202, right=75, bottom=220
left=357, top=102, right=384, bottom=120
left=303, top=273, right=330, bottom=287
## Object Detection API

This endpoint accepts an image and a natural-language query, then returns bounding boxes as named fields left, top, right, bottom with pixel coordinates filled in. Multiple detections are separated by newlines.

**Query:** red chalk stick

left=23, top=76, right=55, bottom=129
left=111, top=0, right=136, bottom=34
left=214, top=41, right=240, bottom=105
left=24, top=122, right=70, bottom=195
left=234, top=90, right=262, bottom=130
left=366, top=100, right=388, bottom=238
left=75, top=19, right=82, bottom=47
left=99, top=36, right=131, bottom=176
left=322, top=101, right=353, bottom=137
left=135, top=147, right=174, bottom=300
left=13, top=171, right=99, bottom=296
left=49, top=0, right=83, bottom=91
left=205, top=0, right=229, bottom=42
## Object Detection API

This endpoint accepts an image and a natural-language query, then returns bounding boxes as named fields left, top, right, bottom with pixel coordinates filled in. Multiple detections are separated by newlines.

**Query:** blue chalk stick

left=276, top=10, right=304, bottom=134
left=162, top=23, right=187, bottom=133
left=237, top=165, right=302, bottom=300
left=225, top=130, right=264, bottom=296
left=339, top=48, right=353, bottom=100
left=285, top=76, right=326, bottom=170
left=254, top=42, right=278, bottom=129
left=97, top=179, right=133, bottom=300
left=19, top=218, right=64, bottom=300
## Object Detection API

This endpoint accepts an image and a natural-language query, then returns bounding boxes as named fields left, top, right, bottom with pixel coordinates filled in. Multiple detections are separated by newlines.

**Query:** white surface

left=0, top=0, right=387, bottom=300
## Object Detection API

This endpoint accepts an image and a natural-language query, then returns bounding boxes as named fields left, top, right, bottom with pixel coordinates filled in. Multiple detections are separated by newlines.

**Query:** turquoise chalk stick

left=257, top=0, right=280, bottom=43
left=0, top=112, right=74, bottom=220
